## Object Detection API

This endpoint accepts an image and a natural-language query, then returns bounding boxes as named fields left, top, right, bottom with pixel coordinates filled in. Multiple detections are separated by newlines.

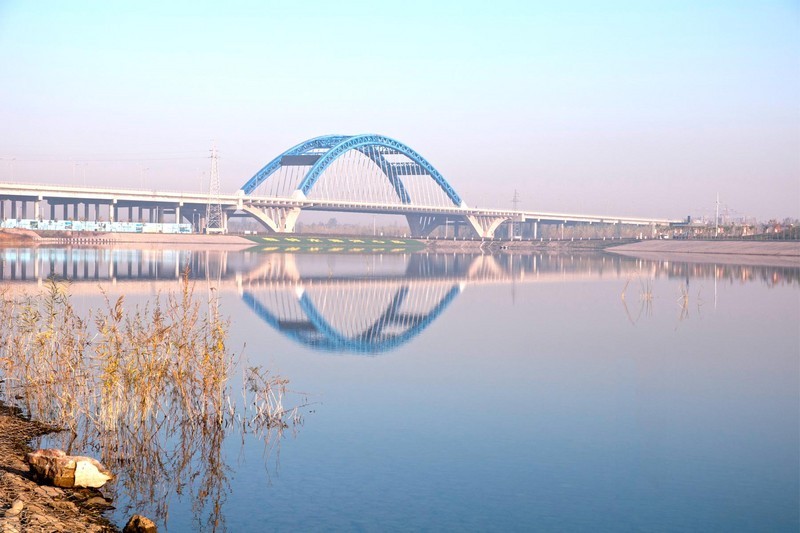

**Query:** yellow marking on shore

left=328, top=238, right=344, bottom=243
left=285, top=237, right=300, bottom=242
left=262, top=237, right=279, bottom=242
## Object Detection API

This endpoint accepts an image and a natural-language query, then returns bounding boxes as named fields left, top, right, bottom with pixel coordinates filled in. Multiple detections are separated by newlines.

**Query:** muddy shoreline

left=0, top=404, right=116, bottom=532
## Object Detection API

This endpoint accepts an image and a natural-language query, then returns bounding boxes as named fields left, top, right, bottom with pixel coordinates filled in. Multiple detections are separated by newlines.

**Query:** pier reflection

left=1, top=248, right=797, bottom=354
left=243, top=283, right=462, bottom=354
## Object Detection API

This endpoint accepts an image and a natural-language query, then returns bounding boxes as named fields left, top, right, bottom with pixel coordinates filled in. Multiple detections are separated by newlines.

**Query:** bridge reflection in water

left=242, top=284, right=461, bottom=354
left=1, top=248, right=797, bottom=354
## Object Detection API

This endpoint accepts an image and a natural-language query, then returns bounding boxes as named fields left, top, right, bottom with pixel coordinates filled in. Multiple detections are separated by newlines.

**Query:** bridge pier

left=406, top=215, right=444, bottom=238
left=240, top=205, right=301, bottom=233
left=464, top=214, right=510, bottom=239
left=0, top=179, right=679, bottom=237
left=406, top=214, right=515, bottom=240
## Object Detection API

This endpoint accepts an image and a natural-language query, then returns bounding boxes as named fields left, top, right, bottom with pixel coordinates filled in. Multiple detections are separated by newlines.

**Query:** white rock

left=26, top=449, right=112, bottom=489
left=73, top=457, right=113, bottom=488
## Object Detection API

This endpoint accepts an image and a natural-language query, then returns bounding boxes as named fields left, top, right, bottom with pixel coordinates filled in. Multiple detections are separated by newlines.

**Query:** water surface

left=1, top=248, right=797, bottom=531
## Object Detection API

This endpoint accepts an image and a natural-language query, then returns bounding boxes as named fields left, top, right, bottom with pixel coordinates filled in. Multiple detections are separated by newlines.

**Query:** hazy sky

left=0, top=1, right=797, bottom=220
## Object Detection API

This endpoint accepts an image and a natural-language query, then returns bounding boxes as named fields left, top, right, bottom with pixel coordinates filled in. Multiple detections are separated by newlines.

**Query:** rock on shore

left=26, top=449, right=113, bottom=489
left=123, top=514, right=158, bottom=533
left=0, top=405, right=114, bottom=532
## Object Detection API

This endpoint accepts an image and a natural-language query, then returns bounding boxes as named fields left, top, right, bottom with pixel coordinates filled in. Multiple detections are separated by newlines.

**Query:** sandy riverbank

left=607, top=240, right=800, bottom=267
left=0, top=229, right=40, bottom=246
left=3, top=229, right=799, bottom=264
left=0, top=228, right=257, bottom=250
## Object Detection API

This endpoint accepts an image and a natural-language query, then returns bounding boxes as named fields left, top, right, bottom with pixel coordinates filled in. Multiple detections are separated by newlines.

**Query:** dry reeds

left=0, top=274, right=300, bottom=530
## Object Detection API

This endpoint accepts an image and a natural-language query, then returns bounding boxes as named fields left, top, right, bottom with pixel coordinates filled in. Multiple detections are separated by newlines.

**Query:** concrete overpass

left=0, top=180, right=680, bottom=239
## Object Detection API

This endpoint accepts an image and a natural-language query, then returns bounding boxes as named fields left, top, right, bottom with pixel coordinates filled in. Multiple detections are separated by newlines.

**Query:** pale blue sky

left=1, top=1, right=797, bottom=220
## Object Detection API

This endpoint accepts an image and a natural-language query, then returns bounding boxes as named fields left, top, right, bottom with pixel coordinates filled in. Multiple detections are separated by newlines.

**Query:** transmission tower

left=511, top=189, right=521, bottom=239
left=205, top=143, right=225, bottom=234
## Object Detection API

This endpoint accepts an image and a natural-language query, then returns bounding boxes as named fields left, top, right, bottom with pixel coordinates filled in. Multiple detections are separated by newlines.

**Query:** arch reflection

left=0, top=247, right=796, bottom=354
left=243, top=283, right=461, bottom=354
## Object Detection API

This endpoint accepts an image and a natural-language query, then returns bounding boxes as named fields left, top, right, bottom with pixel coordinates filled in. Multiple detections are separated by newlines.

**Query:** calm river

left=1, top=247, right=798, bottom=531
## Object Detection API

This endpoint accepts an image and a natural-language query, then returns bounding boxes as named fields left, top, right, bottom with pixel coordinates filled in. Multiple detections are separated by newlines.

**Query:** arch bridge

left=236, top=134, right=677, bottom=238
left=0, top=133, right=680, bottom=238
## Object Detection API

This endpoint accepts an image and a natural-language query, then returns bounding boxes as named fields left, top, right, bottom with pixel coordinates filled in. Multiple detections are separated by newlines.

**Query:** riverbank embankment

left=0, top=228, right=256, bottom=250
left=3, top=229, right=799, bottom=265
left=607, top=240, right=800, bottom=267
left=0, top=229, right=39, bottom=246
left=422, top=237, right=637, bottom=252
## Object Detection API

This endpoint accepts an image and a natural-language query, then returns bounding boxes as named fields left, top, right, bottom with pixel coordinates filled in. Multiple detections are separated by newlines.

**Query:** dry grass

left=0, top=274, right=300, bottom=530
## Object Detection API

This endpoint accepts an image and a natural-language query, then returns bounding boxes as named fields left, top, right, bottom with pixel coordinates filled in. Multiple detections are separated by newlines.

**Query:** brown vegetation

left=0, top=275, right=302, bottom=531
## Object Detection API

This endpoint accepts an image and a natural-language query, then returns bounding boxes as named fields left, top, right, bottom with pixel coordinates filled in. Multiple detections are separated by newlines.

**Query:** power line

left=2, top=155, right=207, bottom=163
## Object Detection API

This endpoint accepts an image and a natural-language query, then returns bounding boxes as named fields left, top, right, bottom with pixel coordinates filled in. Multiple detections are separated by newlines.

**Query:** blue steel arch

left=241, top=285, right=461, bottom=355
left=241, top=134, right=348, bottom=194
left=241, top=134, right=462, bottom=207
left=354, top=146, right=411, bottom=204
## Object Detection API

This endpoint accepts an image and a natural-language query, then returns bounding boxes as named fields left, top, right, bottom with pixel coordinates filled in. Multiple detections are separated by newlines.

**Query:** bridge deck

left=0, top=181, right=679, bottom=227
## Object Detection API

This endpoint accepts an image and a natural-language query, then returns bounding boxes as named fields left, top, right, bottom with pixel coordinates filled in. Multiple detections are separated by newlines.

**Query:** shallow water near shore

left=1, top=247, right=798, bottom=531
